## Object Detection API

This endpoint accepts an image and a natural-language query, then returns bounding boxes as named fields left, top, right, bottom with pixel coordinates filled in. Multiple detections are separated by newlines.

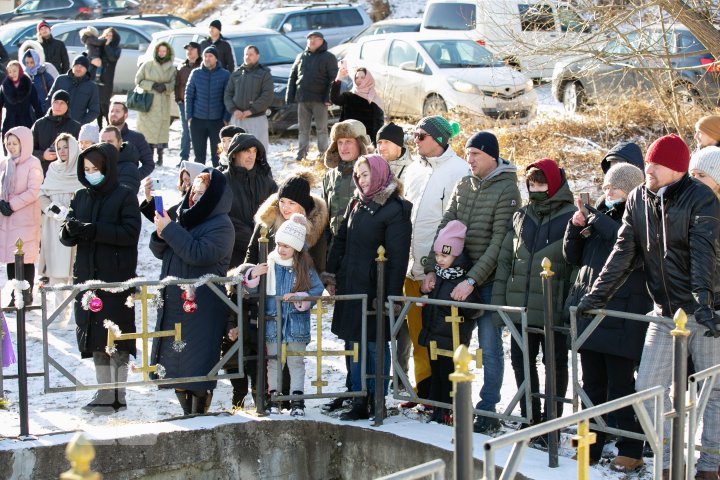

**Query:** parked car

left=140, top=27, right=338, bottom=133
left=552, top=26, right=720, bottom=113
left=52, top=18, right=168, bottom=91
left=0, top=0, right=101, bottom=24
left=0, top=19, right=62, bottom=61
left=421, top=0, right=595, bottom=80
left=96, top=0, right=138, bottom=16
left=343, top=32, right=537, bottom=122
left=108, top=13, right=194, bottom=29
left=242, top=4, right=372, bottom=48
left=329, top=17, right=421, bottom=61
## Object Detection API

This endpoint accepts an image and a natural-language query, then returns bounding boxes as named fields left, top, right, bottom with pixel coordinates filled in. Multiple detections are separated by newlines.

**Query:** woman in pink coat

left=0, top=126, right=43, bottom=305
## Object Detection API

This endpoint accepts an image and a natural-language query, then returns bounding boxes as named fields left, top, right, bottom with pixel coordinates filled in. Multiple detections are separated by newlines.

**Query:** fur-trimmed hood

left=354, top=176, right=404, bottom=207
left=324, top=119, right=373, bottom=169
left=254, top=193, right=328, bottom=249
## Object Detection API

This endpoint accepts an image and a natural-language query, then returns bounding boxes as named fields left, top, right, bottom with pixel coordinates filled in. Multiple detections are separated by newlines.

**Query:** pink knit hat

left=434, top=220, right=467, bottom=256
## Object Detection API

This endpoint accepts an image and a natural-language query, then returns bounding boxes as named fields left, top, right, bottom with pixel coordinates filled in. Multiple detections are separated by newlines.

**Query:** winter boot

left=290, top=391, right=305, bottom=416
left=190, top=390, right=213, bottom=414
left=368, top=396, right=387, bottom=420
left=155, top=146, right=164, bottom=166
left=322, top=396, right=348, bottom=412
left=85, top=353, right=114, bottom=413
left=175, top=389, right=193, bottom=415
left=267, top=390, right=280, bottom=414
left=340, top=396, right=369, bottom=421
left=610, top=456, right=643, bottom=473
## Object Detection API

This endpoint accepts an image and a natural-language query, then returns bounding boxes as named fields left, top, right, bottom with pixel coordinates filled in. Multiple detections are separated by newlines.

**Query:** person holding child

left=244, top=213, right=325, bottom=416
left=418, top=220, right=481, bottom=425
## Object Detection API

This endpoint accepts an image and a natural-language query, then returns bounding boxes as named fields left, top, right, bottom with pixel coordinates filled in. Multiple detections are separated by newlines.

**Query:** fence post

left=59, top=432, right=102, bottom=480
left=670, top=309, right=689, bottom=480
left=373, top=245, right=387, bottom=427
left=450, top=345, right=474, bottom=480
left=540, top=257, right=558, bottom=467
left=255, top=227, right=269, bottom=415
left=14, top=239, right=31, bottom=438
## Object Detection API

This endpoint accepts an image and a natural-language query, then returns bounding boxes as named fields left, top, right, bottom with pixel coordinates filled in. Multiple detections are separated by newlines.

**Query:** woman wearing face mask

left=0, top=126, right=43, bottom=306
left=563, top=162, right=651, bottom=472
left=0, top=61, right=43, bottom=140
left=331, top=66, right=384, bottom=146
left=60, top=142, right=141, bottom=415
left=37, top=133, right=83, bottom=302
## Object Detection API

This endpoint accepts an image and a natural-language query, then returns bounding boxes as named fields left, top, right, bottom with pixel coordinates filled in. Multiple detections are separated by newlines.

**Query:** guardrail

left=375, top=459, right=446, bottom=480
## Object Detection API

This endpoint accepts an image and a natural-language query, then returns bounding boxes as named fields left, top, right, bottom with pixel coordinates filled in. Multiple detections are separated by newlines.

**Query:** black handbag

left=126, top=89, right=154, bottom=113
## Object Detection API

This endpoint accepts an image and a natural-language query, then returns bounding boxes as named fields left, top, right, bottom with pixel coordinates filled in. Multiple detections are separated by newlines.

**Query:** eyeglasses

left=414, top=132, right=429, bottom=141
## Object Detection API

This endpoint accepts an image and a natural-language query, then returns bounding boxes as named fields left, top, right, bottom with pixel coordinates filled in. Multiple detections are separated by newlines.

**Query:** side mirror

left=399, top=61, right=420, bottom=72
left=282, top=22, right=293, bottom=33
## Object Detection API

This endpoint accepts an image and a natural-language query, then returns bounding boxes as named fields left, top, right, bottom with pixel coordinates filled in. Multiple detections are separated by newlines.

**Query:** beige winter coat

left=134, top=42, right=176, bottom=145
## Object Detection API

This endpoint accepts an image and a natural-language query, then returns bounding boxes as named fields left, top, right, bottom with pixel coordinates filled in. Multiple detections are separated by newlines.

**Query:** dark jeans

left=510, top=330, right=568, bottom=424
left=581, top=350, right=644, bottom=460
left=429, top=355, right=454, bottom=406
left=190, top=118, right=223, bottom=167
left=177, top=101, right=191, bottom=160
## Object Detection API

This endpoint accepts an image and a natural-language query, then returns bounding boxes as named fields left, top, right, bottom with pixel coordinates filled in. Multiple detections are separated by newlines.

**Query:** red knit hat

left=37, top=20, right=50, bottom=33
left=645, top=134, right=690, bottom=173
left=527, top=158, right=562, bottom=198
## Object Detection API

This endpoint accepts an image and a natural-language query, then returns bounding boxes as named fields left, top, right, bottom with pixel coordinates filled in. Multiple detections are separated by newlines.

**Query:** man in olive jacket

left=224, top=45, right=274, bottom=152
left=286, top=31, right=338, bottom=161
left=423, top=131, right=521, bottom=433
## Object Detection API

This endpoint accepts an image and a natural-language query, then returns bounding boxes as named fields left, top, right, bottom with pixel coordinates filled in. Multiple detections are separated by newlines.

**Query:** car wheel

left=562, top=80, right=585, bottom=114
left=423, top=94, right=447, bottom=117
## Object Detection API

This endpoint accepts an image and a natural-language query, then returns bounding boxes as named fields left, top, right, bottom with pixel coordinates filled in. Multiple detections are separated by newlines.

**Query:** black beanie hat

left=376, top=122, right=405, bottom=148
left=52, top=89, right=71, bottom=104
left=466, top=131, right=499, bottom=161
left=220, top=125, right=246, bottom=139
left=73, top=54, right=90, bottom=69
left=278, top=175, right=315, bottom=215
left=210, top=19, right=222, bottom=31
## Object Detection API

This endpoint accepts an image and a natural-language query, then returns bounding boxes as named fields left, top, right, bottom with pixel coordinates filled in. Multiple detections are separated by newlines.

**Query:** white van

left=421, top=0, right=594, bottom=80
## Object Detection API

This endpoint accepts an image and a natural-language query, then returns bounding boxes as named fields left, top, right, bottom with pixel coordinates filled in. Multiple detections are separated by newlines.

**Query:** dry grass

left=140, top=0, right=225, bottom=23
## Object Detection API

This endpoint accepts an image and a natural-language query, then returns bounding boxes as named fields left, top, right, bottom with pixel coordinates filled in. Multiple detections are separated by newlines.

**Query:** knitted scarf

left=266, top=250, right=294, bottom=296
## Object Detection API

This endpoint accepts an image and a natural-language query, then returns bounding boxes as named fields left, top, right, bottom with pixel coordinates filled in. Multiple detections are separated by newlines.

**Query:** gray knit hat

left=78, top=123, right=100, bottom=143
left=603, top=163, right=644, bottom=194
left=690, top=146, right=720, bottom=187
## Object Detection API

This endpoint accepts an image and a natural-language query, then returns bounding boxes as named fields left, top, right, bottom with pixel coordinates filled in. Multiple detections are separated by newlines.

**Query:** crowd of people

left=0, top=17, right=719, bottom=480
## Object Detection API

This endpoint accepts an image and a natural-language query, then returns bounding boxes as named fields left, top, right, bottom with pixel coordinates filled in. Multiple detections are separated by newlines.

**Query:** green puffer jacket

left=322, top=159, right=357, bottom=237
left=491, top=178, right=576, bottom=327
left=424, top=158, right=521, bottom=287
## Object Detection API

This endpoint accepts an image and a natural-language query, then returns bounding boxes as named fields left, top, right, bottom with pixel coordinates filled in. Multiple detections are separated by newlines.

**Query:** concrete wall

left=0, top=420, right=527, bottom=479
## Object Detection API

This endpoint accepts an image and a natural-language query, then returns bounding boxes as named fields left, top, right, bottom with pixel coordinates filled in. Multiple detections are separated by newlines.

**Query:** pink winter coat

left=0, top=126, right=43, bottom=264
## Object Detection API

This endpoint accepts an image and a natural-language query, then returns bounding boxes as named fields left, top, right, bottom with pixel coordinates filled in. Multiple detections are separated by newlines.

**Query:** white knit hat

left=690, top=146, right=720, bottom=187
left=275, top=213, right=307, bottom=252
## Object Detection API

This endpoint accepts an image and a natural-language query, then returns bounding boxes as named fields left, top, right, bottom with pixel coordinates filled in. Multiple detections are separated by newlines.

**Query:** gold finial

left=60, top=432, right=102, bottom=480
left=259, top=226, right=268, bottom=242
left=376, top=245, right=386, bottom=262
left=14, top=238, right=24, bottom=256
left=671, top=308, right=691, bottom=337
left=449, top=345, right=474, bottom=383
left=540, top=257, right=554, bottom=278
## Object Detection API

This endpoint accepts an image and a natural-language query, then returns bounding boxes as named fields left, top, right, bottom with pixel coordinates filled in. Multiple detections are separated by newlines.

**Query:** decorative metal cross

left=281, top=298, right=358, bottom=394
left=106, top=285, right=183, bottom=381
left=570, top=419, right=597, bottom=480
left=429, top=305, right=482, bottom=394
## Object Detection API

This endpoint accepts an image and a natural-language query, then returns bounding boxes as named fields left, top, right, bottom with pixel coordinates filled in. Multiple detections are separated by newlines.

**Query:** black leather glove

left=66, top=219, right=96, bottom=239
left=0, top=200, right=13, bottom=216
left=694, top=305, right=720, bottom=338
left=576, top=295, right=604, bottom=319
left=152, top=82, right=166, bottom=93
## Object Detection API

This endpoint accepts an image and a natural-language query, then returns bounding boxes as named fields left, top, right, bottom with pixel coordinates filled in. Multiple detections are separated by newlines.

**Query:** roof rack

left=282, top=2, right=354, bottom=9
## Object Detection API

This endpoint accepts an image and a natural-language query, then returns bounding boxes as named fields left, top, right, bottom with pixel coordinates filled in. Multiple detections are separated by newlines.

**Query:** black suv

left=0, top=0, right=101, bottom=24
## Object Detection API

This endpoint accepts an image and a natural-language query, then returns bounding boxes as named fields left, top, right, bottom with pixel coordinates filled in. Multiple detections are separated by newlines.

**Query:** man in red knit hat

left=578, top=133, right=720, bottom=478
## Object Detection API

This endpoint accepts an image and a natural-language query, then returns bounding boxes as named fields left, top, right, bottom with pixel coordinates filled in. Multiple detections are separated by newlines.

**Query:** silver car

left=51, top=19, right=168, bottom=92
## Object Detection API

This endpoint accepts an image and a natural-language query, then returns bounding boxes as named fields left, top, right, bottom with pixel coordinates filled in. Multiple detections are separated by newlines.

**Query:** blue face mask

left=85, top=171, right=105, bottom=186
left=604, top=197, right=622, bottom=209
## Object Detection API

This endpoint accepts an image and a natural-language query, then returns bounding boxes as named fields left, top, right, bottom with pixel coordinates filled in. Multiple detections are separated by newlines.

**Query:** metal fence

left=375, top=459, right=446, bottom=480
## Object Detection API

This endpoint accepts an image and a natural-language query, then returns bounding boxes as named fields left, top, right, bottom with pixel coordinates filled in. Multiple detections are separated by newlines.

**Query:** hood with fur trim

left=324, top=119, right=373, bottom=169
left=254, top=192, right=328, bottom=249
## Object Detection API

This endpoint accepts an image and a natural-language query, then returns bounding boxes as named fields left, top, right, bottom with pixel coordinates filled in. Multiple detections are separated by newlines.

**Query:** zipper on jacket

left=650, top=199, right=673, bottom=314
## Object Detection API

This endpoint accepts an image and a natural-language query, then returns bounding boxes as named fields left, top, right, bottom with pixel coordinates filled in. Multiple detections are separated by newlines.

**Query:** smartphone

left=579, top=192, right=591, bottom=217
left=154, top=196, right=164, bottom=216
left=48, top=145, right=56, bottom=153
left=152, top=178, right=161, bottom=190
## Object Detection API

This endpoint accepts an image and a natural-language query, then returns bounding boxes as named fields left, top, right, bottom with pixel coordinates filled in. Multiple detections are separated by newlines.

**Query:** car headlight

left=525, top=79, right=534, bottom=91
left=450, top=79, right=478, bottom=94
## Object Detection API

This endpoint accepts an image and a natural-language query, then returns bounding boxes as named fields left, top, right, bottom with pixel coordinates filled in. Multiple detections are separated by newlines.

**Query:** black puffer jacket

left=563, top=202, right=651, bottom=360
left=99, top=30, right=121, bottom=107
left=46, top=70, right=100, bottom=124
left=40, top=35, right=70, bottom=74
left=330, top=80, right=384, bottom=146
left=117, top=141, right=141, bottom=194
left=582, top=174, right=720, bottom=318
left=31, top=110, right=81, bottom=175
left=199, top=36, right=235, bottom=73
left=286, top=40, right=338, bottom=104
left=0, top=74, right=42, bottom=135
left=223, top=133, right=277, bottom=267
left=59, top=143, right=141, bottom=358
left=418, top=252, right=482, bottom=350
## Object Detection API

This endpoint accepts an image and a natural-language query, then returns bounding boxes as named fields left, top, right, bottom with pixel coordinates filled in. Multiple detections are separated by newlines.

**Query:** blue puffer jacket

left=185, top=63, right=230, bottom=121
left=256, top=263, right=324, bottom=344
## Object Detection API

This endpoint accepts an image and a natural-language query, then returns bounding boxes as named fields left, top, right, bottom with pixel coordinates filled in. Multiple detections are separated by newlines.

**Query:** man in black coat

left=31, top=89, right=81, bottom=175
left=577, top=134, right=720, bottom=477
left=108, top=101, right=154, bottom=180
left=199, top=19, right=235, bottom=73
left=100, top=125, right=141, bottom=194
left=286, top=31, right=338, bottom=161
left=46, top=55, right=100, bottom=125
left=37, top=20, right=69, bottom=75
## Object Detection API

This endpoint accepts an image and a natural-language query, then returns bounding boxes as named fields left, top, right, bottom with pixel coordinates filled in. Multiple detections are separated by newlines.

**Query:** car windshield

left=0, top=24, right=27, bottom=45
left=419, top=40, right=503, bottom=68
left=244, top=12, right=286, bottom=31
left=229, top=33, right=302, bottom=66
left=423, top=3, right=476, bottom=30
left=143, top=24, right=168, bottom=37
left=352, top=22, right=419, bottom=42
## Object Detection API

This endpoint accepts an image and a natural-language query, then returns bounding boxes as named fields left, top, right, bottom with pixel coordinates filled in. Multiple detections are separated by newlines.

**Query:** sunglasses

left=414, top=132, right=429, bottom=141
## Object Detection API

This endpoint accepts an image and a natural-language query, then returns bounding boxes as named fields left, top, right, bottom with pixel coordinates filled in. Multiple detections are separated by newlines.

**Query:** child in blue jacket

left=246, top=213, right=324, bottom=416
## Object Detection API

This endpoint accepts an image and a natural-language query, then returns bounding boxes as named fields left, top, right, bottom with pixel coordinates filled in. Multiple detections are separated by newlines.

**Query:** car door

left=516, top=3, right=559, bottom=76
left=54, top=26, right=84, bottom=67
left=385, top=39, right=426, bottom=116
left=308, top=9, right=365, bottom=48
left=282, top=12, right=310, bottom=46
left=112, top=26, right=152, bottom=92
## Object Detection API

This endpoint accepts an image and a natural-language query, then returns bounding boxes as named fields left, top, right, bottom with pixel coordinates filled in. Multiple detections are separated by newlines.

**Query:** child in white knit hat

left=245, top=213, right=324, bottom=416
left=690, top=145, right=720, bottom=199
